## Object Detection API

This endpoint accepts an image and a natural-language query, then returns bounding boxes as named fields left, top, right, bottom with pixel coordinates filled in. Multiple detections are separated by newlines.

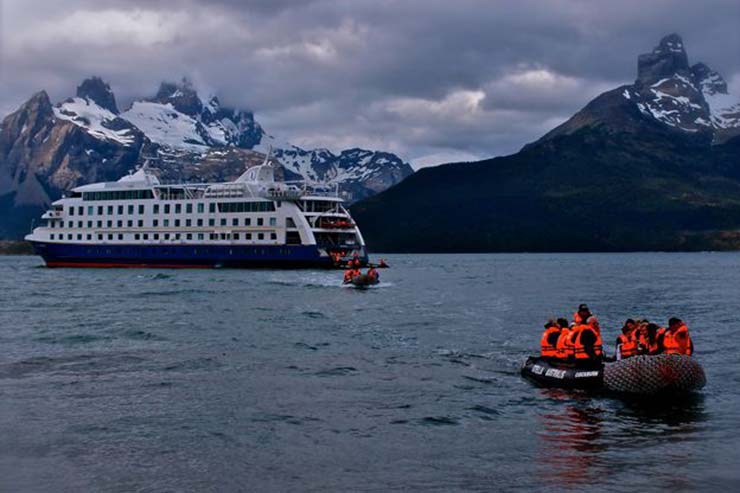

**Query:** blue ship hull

left=29, top=241, right=364, bottom=269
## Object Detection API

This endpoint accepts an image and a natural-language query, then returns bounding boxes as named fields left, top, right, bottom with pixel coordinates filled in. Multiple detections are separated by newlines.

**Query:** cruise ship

left=25, top=158, right=368, bottom=268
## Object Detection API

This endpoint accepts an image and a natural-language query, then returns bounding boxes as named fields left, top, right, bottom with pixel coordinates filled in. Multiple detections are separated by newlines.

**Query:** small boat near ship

left=348, top=273, right=380, bottom=288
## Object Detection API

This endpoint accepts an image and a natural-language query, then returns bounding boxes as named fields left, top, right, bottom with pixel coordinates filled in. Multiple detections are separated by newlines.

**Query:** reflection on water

left=537, top=390, right=706, bottom=490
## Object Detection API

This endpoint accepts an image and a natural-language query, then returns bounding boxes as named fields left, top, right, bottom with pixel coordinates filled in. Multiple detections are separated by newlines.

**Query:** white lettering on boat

left=545, top=369, right=566, bottom=379
left=575, top=371, right=600, bottom=378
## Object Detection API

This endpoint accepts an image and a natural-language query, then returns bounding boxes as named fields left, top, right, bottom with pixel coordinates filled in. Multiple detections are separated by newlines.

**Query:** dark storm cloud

left=1, top=0, right=738, bottom=167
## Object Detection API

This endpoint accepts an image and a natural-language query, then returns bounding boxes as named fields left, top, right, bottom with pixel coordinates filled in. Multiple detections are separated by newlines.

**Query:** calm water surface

left=1, top=253, right=739, bottom=492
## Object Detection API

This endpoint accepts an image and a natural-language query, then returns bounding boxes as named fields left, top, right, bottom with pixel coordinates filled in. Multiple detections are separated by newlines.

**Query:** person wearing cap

left=615, top=319, right=638, bottom=359
left=540, top=319, right=562, bottom=359
left=572, top=304, right=592, bottom=325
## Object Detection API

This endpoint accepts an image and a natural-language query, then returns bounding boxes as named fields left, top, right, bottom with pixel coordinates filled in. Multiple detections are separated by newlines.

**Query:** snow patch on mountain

left=53, top=97, right=135, bottom=145
left=121, top=101, right=209, bottom=152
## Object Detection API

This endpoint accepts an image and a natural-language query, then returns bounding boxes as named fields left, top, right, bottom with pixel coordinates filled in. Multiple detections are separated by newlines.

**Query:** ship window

left=220, top=233, right=227, bottom=240
left=220, top=218, right=227, bottom=226
left=76, top=233, right=82, bottom=239
left=174, top=219, right=181, bottom=227
left=270, top=233, right=277, bottom=240
left=234, top=233, right=240, bottom=240
left=118, top=205, right=123, bottom=215
left=244, top=218, right=251, bottom=226
left=50, top=234, right=54, bottom=240
left=127, top=220, right=132, bottom=227
left=143, top=234, right=149, bottom=240
left=97, top=220, right=102, bottom=227
left=153, top=219, right=159, bottom=227
left=186, top=203, right=193, bottom=214
left=232, top=218, right=238, bottom=226
left=258, top=233, right=264, bottom=240
left=286, top=232, right=301, bottom=245
left=117, top=220, right=123, bottom=227
left=286, top=218, right=296, bottom=228
left=175, top=204, right=182, bottom=214
left=269, top=217, right=277, bottom=226
left=198, top=233, right=204, bottom=240
left=98, top=206, right=103, bottom=215
left=138, top=220, right=143, bottom=227
left=246, top=233, right=252, bottom=240
left=107, top=220, right=112, bottom=227
left=128, top=205, right=134, bottom=215
left=186, top=233, right=192, bottom=240
left=186, top=219, right=192, bottom=227
left=154, top=234, right=159, bottom=240
left=78, top=206, right=84, bottom=215
left=175, top=234, right=181, bottom=240
left=134, top=234, right=140, bottom=240
left=209, top=233, right=216, bottom=240
left=209, top=203, right=216, bottom=213
left=98, top=234, right=103, bottom=240
left=164, top=233, right=170, bottom=240
left=164, top=219, right=170, bottom=227
left=108, top=234, right=113, bottom=240
left=69, top=207, right=74, bottom=216
left=87, top=234, right=91, bottom=240
left=60, top=221, right=65, bottom=227
left=87, top=206, right=93, bottom=215
left=139, top=205, right=145, bottom=214
left=154, top=204, right=160, bottom=214
left=107, top=206, right=113, bottom=215
left=197, top=219, right=203, bottom=227
left=87, top=221, right=92, bottom=228
left=257, top=218, right=264, bottom=226
left=78, top=221, right=83, bottom=228
left=118, top=234, right=123, bottom=240
left=197, top=203, right=204, bottom=213
left=164, top=204, right=171, bottom=214
left=67, top=234, right=72, bottom=240
left=209, top=219, right=215, bottom=226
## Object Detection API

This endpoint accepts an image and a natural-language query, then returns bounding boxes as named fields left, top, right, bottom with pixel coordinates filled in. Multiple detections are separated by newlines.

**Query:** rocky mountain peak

left=76, top=77, right=119, bottom=114
left=691, top=62, right=728, bottom=96
left=637, top=33, right=690, bottom=86
left=151, top=78, right=203, bottom=116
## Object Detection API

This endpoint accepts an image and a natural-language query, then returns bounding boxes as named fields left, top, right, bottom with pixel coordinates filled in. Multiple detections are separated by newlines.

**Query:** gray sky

left=1, top=0, right=738, bottom=168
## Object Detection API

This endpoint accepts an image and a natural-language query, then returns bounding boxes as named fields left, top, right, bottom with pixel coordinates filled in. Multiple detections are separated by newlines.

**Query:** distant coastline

left=0, top=241, right=33, bottom=255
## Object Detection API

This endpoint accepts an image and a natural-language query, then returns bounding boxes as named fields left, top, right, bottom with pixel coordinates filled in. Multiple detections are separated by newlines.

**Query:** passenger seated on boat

left=540, top=319, right=561, bottom=359
left=555, top=323, right=575, bottom=360
left=637, top=323, right=665, bottom=355
left=572, top=316, right=603, bottom=361
left=663, top=317, right=693, bottom=356
left=572, top=304, right=592, bottom=325
left=615, top=319, right=638, bottom=360
left=343, top=268, right=354, bottom=283
left=367, top=267, right=379, bottom=281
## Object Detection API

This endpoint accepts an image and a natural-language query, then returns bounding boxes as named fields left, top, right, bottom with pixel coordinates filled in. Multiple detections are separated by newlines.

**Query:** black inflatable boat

left=349, top=274, right=379, bottom=288
left=521, top=354, right=706, bottom=396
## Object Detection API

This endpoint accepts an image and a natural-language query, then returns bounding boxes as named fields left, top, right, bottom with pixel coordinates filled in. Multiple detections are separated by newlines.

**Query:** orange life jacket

left=556, top=327, right=574, bottom=359
left=573, top=312, right=585, bottom=324
left=343, top=270, right=353, bottom=282
left=617, top=332, right=638, bottom=359
left=663, top=324, right=692, bottom=355
left=540, top=326, right=561, bottom=358
left=572, top=324, right=603, bottom=360
left=637, top=327, right=666, bottom=354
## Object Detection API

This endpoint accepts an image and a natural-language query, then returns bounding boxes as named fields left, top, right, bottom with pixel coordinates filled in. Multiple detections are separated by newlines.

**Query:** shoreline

left=0, top=241, right=34, bottom=255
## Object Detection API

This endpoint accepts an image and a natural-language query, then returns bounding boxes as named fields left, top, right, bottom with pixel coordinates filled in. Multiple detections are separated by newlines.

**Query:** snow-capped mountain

left=538, top=34, right=740, bottom=145
left=0, top=77, right=412, bottom=237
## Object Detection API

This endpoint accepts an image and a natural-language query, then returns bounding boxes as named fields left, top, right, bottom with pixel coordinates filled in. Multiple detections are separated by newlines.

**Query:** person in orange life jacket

left=636, top=322, right=665, bottom=355
left=343, top=268, right=354, bottom=283
left=571, top=316, right=603, bottom=360
left=540, top=319, right=562, bottom=359
left=367, top=266, right=379, bottom=281
left=615, top=318, right=638, bottom=359
left=663, top=317, right=693, bottom=355
left=572, top=304, right=592, bottom=325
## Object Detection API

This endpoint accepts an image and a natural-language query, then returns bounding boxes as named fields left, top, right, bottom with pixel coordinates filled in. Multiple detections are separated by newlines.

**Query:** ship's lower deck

left=30, top=241, right=366, bottom=268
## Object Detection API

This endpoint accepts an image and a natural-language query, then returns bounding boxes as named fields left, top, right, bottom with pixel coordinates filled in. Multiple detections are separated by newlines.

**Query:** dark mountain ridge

left=352, top=34, right=740, bottom=252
